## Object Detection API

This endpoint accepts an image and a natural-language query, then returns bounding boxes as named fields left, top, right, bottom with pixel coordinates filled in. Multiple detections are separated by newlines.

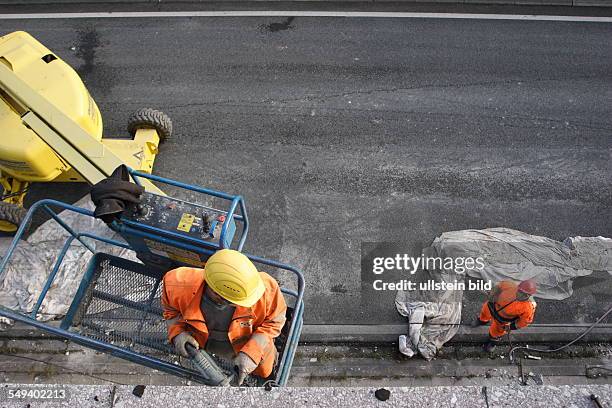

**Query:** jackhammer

left=185, top=343, right=235, bottom=386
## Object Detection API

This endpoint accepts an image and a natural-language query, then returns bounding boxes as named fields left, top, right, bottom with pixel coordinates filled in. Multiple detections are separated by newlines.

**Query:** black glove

left=509, top=322, right=518, bottom=331
left=90, top=165, right=144, bottom=223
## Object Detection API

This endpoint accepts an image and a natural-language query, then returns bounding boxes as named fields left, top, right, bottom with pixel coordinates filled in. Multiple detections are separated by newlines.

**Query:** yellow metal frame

left=0, top=31, right=165, bottom=233
left=52, top=130, right=160, bottom=182
left=0, top=63, right=164, bottom=195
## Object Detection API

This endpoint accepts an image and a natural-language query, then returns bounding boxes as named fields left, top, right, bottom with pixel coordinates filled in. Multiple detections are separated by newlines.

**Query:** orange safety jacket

left=161, top=267, right=287, bottom=378
left=487, top=281, right=536, bottom=329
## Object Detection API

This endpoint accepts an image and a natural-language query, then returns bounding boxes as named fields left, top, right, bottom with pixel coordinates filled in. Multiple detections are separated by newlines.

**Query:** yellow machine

left=0, top=31, right=169, bottom=232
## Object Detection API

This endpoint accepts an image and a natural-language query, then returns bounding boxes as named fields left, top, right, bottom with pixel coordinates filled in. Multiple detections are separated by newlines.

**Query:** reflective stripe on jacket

left=489, top=281, right=537, bottom=329
left=161, top=267, right=287, bottom=377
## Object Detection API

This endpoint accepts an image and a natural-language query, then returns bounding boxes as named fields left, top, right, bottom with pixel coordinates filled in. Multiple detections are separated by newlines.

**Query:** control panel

left=117, top=192, right=237, bottom=269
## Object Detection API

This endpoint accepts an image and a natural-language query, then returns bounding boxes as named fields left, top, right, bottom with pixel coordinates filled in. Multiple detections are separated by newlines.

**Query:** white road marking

left=0, top=11, right=610, bottom=22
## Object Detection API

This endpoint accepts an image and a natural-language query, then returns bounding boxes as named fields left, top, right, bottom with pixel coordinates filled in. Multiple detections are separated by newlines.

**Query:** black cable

left=0, top=352, right=127, bottom=385
left=261, top=379, right=280, bottom=391
left=0, top=187, right=29, bottom=201
left=509, top=305, right=612, bottom=362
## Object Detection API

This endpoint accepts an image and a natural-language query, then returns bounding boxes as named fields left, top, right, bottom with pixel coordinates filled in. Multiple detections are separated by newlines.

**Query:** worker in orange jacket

left=473, top=279, right=537, bottom=352
left=161, top=249, right=287, bottom=385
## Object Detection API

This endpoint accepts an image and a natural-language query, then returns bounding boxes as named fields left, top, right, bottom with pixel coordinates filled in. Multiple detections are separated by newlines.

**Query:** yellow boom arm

left=0, top=63, right=164, bottom=195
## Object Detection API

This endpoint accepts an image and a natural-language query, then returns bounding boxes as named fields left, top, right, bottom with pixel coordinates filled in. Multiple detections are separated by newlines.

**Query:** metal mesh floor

left=72, top=253, right=175, bottom=360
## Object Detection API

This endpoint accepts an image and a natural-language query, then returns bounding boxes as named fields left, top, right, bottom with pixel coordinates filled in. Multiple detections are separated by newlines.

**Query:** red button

left=217, top=215, right=226, bottom=222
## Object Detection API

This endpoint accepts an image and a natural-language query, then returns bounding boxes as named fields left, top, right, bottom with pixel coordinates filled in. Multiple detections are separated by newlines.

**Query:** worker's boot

left=483, top=337, right=500, bottom=353
left=471, top=318, right=488, bottom=328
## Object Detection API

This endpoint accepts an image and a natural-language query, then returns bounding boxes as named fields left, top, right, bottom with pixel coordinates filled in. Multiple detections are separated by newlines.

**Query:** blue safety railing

left=0, top=175, right=304, bottom=387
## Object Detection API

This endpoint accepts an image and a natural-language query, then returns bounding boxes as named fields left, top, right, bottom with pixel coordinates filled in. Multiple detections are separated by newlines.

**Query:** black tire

left=127, top=108, right=173, bottom=141
left=0, top=201, right=27, bottom=233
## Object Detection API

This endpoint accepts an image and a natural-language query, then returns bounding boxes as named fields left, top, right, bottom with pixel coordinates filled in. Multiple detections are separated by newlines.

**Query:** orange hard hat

left=518, top=279, right=537, bottom=295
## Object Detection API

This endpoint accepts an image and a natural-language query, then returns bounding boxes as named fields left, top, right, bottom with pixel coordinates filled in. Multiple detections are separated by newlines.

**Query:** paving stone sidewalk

left=1, top=384, right=611, bottom=408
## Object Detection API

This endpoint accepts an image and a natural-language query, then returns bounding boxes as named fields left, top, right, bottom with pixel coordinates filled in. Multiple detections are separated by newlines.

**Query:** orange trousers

left=478, top=302, right=510, bottom=339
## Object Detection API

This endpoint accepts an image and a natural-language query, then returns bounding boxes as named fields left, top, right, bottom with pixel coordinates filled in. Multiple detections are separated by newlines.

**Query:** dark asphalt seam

left=152, top=102, right=612, bottom=135
left=145, top=99, right=612, bottom=130
left=256, top=73, right=612, bottom=105
left=421, top=96, right=612, bottom=132
left=156, top=73, right=611, bottom=111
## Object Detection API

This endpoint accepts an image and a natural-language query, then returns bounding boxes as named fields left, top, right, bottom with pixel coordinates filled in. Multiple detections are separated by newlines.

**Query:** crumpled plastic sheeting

left=395, top=227, right=612, bottom=360
left=396, top=301, right=458, bottom=360
left=394, top=241, right=464, bottom=361
left=0, top=197, right=134, bottom=323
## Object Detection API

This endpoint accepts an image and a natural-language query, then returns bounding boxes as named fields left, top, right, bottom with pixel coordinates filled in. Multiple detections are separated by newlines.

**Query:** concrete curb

left=2, top=322, right=611, bottom=344
left=1, top=340, right=610, bottom=386
left=302, top=324, right=612, bottom=343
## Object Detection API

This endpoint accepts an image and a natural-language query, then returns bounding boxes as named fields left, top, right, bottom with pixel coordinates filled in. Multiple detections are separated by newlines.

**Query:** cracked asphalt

left=2, top=16, right=611, bottom=325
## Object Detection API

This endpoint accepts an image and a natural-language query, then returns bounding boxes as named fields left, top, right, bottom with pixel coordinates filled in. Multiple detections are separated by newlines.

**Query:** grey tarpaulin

left=395, top=228, right=612, bottom=360
left=0, top=197, right=135, bottom=324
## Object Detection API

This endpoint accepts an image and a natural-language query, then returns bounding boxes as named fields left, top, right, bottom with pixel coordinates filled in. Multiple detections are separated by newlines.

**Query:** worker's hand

left=232, top=352, right=258, bottom=386
left=172, top=332, right=199, bottom=358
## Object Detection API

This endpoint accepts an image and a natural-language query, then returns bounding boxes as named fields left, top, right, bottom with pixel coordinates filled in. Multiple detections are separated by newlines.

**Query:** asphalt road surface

left=2, top=15, right=611, bottom=326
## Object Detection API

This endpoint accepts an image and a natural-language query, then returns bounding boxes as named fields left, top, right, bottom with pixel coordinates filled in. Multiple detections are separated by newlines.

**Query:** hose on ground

left=508, top=304, right=612, bottom=362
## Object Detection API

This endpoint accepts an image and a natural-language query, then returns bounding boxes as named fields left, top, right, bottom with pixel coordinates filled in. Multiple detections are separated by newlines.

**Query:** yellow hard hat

left=204, top=249, right=265, bottom=307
